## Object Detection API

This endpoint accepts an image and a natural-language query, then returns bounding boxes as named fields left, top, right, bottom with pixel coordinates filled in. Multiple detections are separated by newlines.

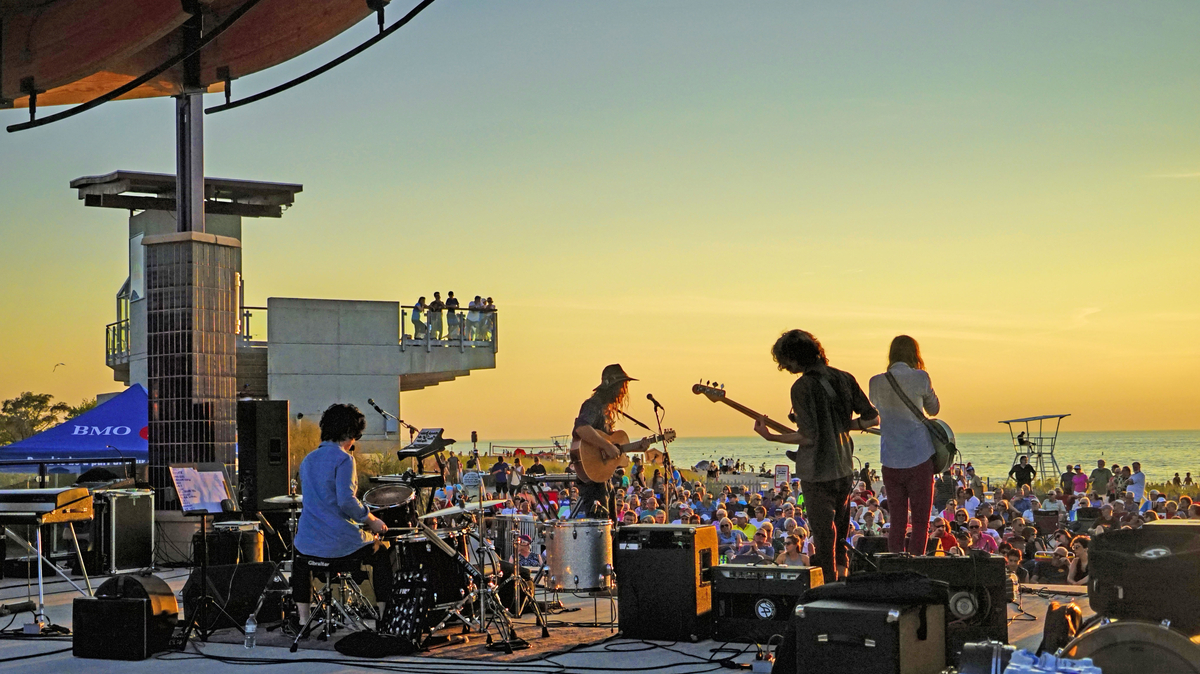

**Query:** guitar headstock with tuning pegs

left=691, top=380, right=726, bottom=402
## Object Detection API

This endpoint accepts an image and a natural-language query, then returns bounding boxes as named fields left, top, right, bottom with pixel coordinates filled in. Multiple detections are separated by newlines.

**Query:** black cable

left=205, top=0, right=436, bottom=114
left=6, top=0, right=265, bottom=133
left=0, top=646, right=73, bottom=663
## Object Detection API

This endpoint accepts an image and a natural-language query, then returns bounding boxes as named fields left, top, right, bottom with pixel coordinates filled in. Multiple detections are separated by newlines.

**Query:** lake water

left=490, top=430, right=1200, bottom=484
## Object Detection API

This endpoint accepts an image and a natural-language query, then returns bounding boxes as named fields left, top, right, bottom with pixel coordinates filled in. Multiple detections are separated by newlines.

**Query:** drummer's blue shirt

left=294, top=441, right=372, bottom=558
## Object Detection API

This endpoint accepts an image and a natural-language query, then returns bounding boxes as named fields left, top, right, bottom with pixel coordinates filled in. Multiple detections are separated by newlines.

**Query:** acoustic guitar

left=571, top=428, right=676, bottom=483
left=691, top=381, right=881, bottom=436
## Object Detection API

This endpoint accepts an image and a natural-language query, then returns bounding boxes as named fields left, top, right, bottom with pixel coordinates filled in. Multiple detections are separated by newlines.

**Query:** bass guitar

left=691, top=380, right=881, bottom=436
left=571, top=429, right=676, bottom=483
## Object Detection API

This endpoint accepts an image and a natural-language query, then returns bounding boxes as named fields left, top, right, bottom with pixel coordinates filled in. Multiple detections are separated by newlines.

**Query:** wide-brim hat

left=595, top=363, right=637, bottom=390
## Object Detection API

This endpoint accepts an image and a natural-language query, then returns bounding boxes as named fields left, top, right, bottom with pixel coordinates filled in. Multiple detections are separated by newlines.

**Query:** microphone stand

left=652, top=404, right=673, bottom=512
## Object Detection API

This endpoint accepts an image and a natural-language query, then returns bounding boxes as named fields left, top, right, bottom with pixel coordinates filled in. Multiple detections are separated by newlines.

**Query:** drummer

left=291, top=403, right=391, bottom=631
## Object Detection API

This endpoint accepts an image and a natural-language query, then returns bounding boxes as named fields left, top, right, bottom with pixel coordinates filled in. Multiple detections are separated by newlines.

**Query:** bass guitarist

left=752, top=330, right=878, bottom=582
left=570, top=364, right=652, bottom=520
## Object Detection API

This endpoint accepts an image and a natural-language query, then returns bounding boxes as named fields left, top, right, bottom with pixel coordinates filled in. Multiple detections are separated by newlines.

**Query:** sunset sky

left=1, top=2, right=1197, bottom=442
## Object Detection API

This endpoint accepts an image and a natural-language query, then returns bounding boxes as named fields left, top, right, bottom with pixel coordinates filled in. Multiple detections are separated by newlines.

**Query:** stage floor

left=0, top=568, right=1090, bottom=673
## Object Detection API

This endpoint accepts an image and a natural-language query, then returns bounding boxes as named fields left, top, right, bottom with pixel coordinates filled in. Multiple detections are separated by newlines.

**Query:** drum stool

left=291, top=554, right=379, bottom=651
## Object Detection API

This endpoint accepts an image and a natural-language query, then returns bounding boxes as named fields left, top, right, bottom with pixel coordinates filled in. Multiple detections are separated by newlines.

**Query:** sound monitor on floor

left=613, top=524, right=716, bottom=642
left=181, top=561, right=284, bottom=631
left=1089, top=520, right=1200, bottom=634
left=73, top=574, right=178, bottom=660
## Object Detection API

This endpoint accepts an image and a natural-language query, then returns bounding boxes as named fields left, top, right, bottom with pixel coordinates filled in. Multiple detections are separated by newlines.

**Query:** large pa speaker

left=614, top=524, right=716, bottom=641
left=1090, top=520, right=1200, bottom=634
left=237, top=400, right=290, bottom=514
left=74, top=574, right=179, bottom=660
left=874, top=552, right=1008, bottom=660
left=181, top=561, right=284, bottom=631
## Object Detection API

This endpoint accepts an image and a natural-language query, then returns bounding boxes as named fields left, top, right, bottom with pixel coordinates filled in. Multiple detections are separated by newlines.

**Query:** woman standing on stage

left=869, top=335, right=941, bottom=555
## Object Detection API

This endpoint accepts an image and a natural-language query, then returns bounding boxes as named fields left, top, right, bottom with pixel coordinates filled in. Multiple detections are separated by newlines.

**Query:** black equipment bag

left=801, top=570, right=950, bottom=606
left=1089, top=522, right=1200, bottom=633
left=379, top=569, right=430, bottom=650
left=792, top=600, right=946, bottom=674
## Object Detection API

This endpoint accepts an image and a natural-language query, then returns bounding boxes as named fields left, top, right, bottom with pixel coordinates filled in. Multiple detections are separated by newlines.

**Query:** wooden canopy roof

left=0, top=0, right=378, bottom=109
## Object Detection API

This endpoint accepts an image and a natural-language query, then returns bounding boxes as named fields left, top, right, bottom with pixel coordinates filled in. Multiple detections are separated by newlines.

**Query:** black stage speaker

left=74, top=574, right=179, bottom=660
left=614, top=524, right=716, bottom=641
left=793, top=600, right=946, bottom=674
left=237, top=400, right=290, bottom=514
left=874, top=553, right=1008, bottom=660
left=181, top=561, right=283, bottom=631
left=1090, top=520, right=1200, bottom=634
left=713, top=564, right=823, bottom=644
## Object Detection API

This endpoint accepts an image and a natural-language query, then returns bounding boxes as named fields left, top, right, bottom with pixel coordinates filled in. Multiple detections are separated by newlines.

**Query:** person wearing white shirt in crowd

left=964, top=488, right=981, bottom=518
left=1042, top=491, right=1067, bottom=514
left=1021, top=498, right=1041, bottom=523
left=1127, top=462, right=1147, bottom=504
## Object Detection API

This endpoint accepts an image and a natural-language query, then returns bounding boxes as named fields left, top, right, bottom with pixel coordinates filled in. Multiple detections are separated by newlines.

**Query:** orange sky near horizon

left=1, top=3, right=1197, bottom=442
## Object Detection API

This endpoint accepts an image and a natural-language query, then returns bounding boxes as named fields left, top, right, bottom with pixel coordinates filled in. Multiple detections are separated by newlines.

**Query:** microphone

left=646, top=394, right=664, bottom=410
left=367, top=398, right=387, bottom=416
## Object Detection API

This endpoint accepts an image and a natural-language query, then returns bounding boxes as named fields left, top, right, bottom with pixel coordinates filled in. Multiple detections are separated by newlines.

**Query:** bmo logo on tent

left=71, top=425, right=133, bottom=436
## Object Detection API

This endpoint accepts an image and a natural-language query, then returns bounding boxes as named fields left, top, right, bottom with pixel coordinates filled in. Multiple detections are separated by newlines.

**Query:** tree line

left=0, top=392, right=97, bottom=445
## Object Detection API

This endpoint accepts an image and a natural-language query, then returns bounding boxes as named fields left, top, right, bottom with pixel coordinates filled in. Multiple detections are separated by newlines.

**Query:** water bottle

left=244, top=614, right=257, bottom=648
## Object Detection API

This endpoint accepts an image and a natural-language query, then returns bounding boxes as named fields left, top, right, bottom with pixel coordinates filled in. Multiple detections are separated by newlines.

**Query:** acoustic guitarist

left=570, top=364, right=652, bottom=520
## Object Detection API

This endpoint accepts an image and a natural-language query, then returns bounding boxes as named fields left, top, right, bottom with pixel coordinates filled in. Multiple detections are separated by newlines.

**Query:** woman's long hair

left=888, top=335, right=925, bottom=370
left=598, top=381, right=629, bottom=431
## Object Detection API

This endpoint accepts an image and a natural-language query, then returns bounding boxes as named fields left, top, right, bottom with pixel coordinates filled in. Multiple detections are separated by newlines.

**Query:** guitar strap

left=617, top=409, right=653, bottom=431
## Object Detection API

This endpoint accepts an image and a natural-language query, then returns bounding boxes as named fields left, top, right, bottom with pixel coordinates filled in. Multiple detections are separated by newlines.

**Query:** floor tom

left=544, top=518, right=612, bottom=591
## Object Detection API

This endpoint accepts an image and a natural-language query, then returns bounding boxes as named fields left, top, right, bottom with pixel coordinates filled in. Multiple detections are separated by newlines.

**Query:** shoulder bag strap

left=885, top=371, right=927, bottom=422
left=886, top=371, right=950, bottom=446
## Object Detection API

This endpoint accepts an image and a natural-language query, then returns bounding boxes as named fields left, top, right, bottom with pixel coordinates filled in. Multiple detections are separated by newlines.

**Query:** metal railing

left=240, top=305, right=268, bottom=342
left=105, top=318, right=131, bottom=367
left=401, top=306, right=498, bottom=353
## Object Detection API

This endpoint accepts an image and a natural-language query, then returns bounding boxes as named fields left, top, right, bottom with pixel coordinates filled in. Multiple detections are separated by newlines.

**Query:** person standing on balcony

left=428, top=292, right=445, bottom=340
left=445, top=291, right=460, bottom=340
left=484, top=297, right=496, bottom=339
left=411, top=296, right=427, bottom=339
left=466, top=296, right=482, bottom=340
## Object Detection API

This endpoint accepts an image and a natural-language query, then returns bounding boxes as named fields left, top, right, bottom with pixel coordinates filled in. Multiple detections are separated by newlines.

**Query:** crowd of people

left=409, top=292, right=496, bottom=341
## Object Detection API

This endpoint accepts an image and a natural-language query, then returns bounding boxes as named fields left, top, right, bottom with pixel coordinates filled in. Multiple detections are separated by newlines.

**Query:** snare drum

left=392, top=530, right=470, bottom=607
left=363, top=484, right=417, bottom=528
left=544, top=519, right=613, bottom=591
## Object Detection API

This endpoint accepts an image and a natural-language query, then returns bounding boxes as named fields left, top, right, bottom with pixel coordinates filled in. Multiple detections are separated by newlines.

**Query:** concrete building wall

left=267, top=298, right=403, bottom=440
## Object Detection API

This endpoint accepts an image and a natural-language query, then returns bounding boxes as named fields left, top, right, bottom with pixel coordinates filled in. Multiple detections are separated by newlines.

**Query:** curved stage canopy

left=1, top=0, right=379, bottom=108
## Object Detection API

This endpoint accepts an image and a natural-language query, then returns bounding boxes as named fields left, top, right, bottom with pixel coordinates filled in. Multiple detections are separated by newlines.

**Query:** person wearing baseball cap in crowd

left=512, top=534, right=544, bottom=569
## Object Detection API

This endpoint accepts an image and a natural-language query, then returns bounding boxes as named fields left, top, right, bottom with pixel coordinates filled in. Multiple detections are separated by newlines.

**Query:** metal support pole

left=175, top=93, right=205, bottom=232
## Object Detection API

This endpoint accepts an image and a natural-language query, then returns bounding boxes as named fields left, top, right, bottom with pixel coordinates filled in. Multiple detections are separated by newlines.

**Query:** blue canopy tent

left=0, top=384, right=148, bottom=474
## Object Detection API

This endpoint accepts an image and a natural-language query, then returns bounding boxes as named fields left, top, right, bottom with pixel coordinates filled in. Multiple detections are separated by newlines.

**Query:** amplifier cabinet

left=614, top=524, right=716, bottom=641
left=713, top=564, right=823, bottom=644
left=794, top=600, right=946, bottom=674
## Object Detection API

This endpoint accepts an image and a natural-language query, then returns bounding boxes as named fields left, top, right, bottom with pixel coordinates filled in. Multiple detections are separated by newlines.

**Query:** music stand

left=170, top=466, right=243, bottom=645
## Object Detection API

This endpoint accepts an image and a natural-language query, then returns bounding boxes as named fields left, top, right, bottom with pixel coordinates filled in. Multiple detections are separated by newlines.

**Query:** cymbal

left=264, top=494, right=303, bottom=505
left=420, top=499, right=507, bottom=520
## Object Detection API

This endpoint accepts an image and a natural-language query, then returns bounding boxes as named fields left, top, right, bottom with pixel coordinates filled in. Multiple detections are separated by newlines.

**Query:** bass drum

left=544, top=519, right=612, bottom=591
left=1061, top=619, right=1200, bottom=674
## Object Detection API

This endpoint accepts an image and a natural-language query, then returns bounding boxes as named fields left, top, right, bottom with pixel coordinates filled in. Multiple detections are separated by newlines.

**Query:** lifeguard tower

left=1000, top=414, right=1070, bottom=482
